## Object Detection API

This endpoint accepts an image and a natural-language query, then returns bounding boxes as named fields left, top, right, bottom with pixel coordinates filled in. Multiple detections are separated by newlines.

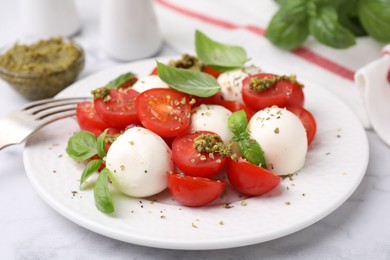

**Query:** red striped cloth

left=154, top=0, right=386, bottom=128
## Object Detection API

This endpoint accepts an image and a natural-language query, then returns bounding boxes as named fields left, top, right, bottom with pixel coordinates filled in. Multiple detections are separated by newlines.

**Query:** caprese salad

left=66, top=30, right=317, bottom=213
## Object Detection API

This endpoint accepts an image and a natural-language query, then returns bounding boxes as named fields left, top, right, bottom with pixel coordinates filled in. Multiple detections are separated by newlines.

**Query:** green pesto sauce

left=0, top=37, right=82, bottom=75
left=193, top=133, right=233, bottom=157
left=168, top=53, right=204, bottom=71
left=249, top=75, right=304, bottom=93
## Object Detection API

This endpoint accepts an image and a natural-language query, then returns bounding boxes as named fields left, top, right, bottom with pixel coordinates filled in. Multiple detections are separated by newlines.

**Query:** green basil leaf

left=106, top=72, right=136, bottom=89
left=195, top=30, right=249, bottom=70
left=359, top=0, right=390, bottom=42
left=228, top=110, right=248, bottom=137
left=337, top=0, right=367, bottom=36
left=66, top=131, right=98, bottom=161
left=96, top=129, right=108, bottom=159
left=80, top=159, right=103, bottom=189
left=308, top=5, right=356, bottom=48
left=94, top=168, right=114, bottom=213
left=238, top=138, right=267, bottom=167
left=265, top=10, right=309, bottom=50
left=279, top=0, right=309, bottom=23
left=157, top=61, right=220, bottom=97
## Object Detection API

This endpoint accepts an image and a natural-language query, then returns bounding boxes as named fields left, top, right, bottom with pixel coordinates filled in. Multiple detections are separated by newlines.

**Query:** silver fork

left=0, top=97, right=90, bottom=150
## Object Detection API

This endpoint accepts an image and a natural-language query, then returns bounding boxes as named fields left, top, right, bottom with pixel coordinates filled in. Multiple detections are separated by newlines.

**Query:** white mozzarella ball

left=106, top=126, right=174, bottom=197
left=248, top=107, right=308, bottom=175
left=217, top=65, right=261, bottom=103
left=191, top=104, right=233, bottom=143
left=132, top=75, right=169, bottom=93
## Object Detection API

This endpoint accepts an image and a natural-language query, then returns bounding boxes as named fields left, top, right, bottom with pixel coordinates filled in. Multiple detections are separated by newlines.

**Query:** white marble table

left=1, top=1, right=390, bottom=259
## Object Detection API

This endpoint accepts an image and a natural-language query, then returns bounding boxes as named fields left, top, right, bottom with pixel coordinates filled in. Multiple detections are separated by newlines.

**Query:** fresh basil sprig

left=66, top=131, right=100, bottom=161
left=157, top=61, right=220, bottom=97
left=94, top=168, right=114, bottom=214
left=266, top=0, right=390, bottom=50
left=195, top=30, right=249, bottom=72
left=66, top=129, right=115, bottom=213
left=80, top=159, right=103, bottom=189
left=106, top=72, right=136, bottom=89
left=228, top=110, right=267, bottom=167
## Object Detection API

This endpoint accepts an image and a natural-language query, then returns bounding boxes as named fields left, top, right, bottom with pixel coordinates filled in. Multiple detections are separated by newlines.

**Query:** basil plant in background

left=266, top=0, right=390, bottom=50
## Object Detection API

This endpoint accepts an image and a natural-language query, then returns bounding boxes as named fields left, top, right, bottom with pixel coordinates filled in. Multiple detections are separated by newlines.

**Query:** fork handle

left=0, top=117, right=31, bottom=150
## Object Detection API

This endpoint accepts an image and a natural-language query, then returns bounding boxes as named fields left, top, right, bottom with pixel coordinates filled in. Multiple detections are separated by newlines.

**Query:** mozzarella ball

left=217, top=65, right=261, bottom=103
left=248, top=107, right=308, bottom=175
left=132, top=75, right=169, bottom=93
left=106, top=126, right=174, bottom=197
left=191, top=104, right=233, bottom=143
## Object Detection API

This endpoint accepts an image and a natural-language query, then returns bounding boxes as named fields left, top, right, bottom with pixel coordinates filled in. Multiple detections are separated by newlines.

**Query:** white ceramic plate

left=23, top=58, right=369, bottom=250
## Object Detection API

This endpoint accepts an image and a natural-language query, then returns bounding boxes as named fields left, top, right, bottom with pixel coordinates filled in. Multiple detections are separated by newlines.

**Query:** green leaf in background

left=157, top=61, right=220, bottom=97
left=337, top=0, right=367, bottom=37
left=228, top=110, right=248, bottom=136
left=94, top=168, right=114, bottom=214
left=96, top=129, right=108, bottom=159
left=359, top=0, right=390, bottom=42
left=106, top=72, right=136, bottom=89
left=265, top=9, right=309, bottom=50
left=66, top=131, right=98, bottom=161
left=80, top=159, right=103, bottom=189
left=308, top=5, right=356, bottom=48
left=238, top=138, right=267, bottom=167
left=195, top=30, right=249, bottom=71
left=266, top=0, right=309, bottom=50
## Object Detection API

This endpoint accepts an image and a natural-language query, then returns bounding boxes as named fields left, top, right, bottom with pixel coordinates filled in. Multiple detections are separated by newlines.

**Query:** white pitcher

left=100, top=0, right=163, bottom=61
left=20, top=0, right=81, bottom=38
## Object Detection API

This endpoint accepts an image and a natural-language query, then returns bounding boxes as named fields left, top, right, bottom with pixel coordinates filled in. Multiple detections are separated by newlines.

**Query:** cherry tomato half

left=286, top=105, right=317, bottom=145
left=220, top=100, right=255, bottom=120
left=242, top=73, right=304, bottom=111
left=202, top=65, right=221, bottom=78
left=226, top=158, right=281, bottom=196
left=136, top=88, right=192, bottom=137
left=76, top=101, right=110, bottom=136
left=168, top=173, right=226, bottom=207
left=172, top=131, right=227, bottom=178
left=190, top=91, right=224, bottom=107
left=93, top=88, right=139, bottom=129
left=150, top=66, right=158, bottom=75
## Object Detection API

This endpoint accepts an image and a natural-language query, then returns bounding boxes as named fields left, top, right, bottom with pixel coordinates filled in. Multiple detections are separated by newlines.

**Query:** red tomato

left=168, top=173, right=226, bottom=207
left=286, top=105, right=317, bottom=145
left=93, top=88, right=139, bottom=129
left=190, top=91, right=224, bottom=107
left=136, top=88, right=192, bottom=137
left=220, top=100, right=255, bottom=120
left=172, top=131, right=227, bottom=178
left=242, top=73, right=304, bottom=111
left=203, top=65, right=221, bottom=78
left=76, top=101, right=110, bottom=136
left=150, top=66, right=158, bottom=75
left=117, top=77, right=138, bottom=89
left=226, top=158, right=281, bottom=196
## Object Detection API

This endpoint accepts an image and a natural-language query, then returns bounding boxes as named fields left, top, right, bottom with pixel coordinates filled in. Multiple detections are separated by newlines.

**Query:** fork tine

left=39, top=110, right=77, bottom=126
left=27, top=98, right=90, bottom=116
left=35, top=105, right=78, bottom=120
left=1, top=97, right=89, bottom=150
left=22, top=97, right=90, bottom=111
